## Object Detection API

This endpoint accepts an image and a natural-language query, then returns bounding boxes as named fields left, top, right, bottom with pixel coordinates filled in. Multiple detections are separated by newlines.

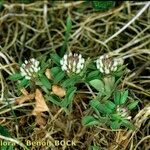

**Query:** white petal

left=99, top=67, right=104, bottom=73
left=22, top=64, right=26, bottom=68
left=105, top=55, right=109, bottom=59
left=37, top=67, right=40, bottom=71
left=99, top=55, right=104, bottom=60
left=24, top=60, right=28, bottom=64
left=27, top=71, right=32, bottom=76
left=110, top=66, right=114, bottom=71
left=72, top=65, right=76, bottom=72
left=25, top=76, right=31, bottom=80
left=96, top=62, right=100, bottom=69
left=113, top=60, right=118, bottom=67
left=30, top=58, right=35, bottom=63
left=104, top=68, right=110, bottom=74
left=121, top=112, right=127, bottom=117
left=114, top=67, right=117, bottom=71
left=29, top=67, right=34, bottom=72
left=63, top=54, right=68, bottom=60
left=117, top=58, right=124, bottom=65
left=61, top=65, right=67, bottom=71
left=68, top=63, right=72, bottom=69
left=69, top=52, right=72, bottom=57
left=76, top=63, right=81, bottom=69
left=73, top=61, right=76, bottom=68
left=66, top=70, right=70, bottom=73
left=34, top=66, right=40, bottom=72
left=127, top=116, right=132, bottom=120
left=80, top=58, right=85, bottom=64
left=108, top=63, right=111, bottom=68
left=21, top=71, right=27, bottom=76
left=34, top=60, right=39, bottom=67
left=76, top=69, right=81, bottom=74
left=80, top=64, right=84, bottom=69
left=99, top=60, right=103, bottom=67
left=78, top=54, right=82, bottom=59
left=20, top=67, right=25, bottom=73
left=63, top=58, right=68, bottom=65
left=60, top=59, right=64, bottom=65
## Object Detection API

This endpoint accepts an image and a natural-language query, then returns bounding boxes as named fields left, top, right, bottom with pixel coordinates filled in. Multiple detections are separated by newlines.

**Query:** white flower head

left=20, top=58, right=40, bottom=80
left=60, top=52, right=85, bottom=74
left=96, top=54, right=124, bottom=75
left=116, top=105, right=131, bottom=120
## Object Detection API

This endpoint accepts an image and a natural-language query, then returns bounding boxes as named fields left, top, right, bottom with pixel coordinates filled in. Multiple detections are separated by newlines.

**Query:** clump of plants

left=9, top=51, right=139, bottom=130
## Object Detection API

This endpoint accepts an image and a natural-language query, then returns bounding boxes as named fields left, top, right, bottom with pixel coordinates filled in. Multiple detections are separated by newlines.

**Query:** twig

left=104, top=2, right=150, bottom=44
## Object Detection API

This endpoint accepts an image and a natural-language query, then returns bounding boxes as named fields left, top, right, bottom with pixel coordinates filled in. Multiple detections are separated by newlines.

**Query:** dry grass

left=0, top=1, right=150, bottom=150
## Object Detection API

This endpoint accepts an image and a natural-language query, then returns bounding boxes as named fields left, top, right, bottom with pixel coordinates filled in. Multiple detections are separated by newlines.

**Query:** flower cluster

left=96, top=54, right=123, bottom=75
left=60, top=52, right=85, bottom=74
left=20, top=58, right=40, bottom=80
left=116, top=105, right=131, bottom=120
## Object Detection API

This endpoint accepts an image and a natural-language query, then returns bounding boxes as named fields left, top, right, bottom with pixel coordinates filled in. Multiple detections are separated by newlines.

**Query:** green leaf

left=89, top=145, right=101, bottom=150
left=127, top=101, right=139, bottom=110
left=103, top=105, right=113, bottom=114
left=105, top=100, right=116, bottom=110
left=8, top=73, right=23, bottom=81
left=50, top=53, right=61, bottom=65
left=0, top=125, right=14, bottom=150
left=114, top=65, right=126, bottom=77
left=18, top=78, right=29, bottom=88
left=110, top=120, right=121, bottom=129
left=65, top=16, right=72, bottom=40
left=111, top=114, right=122, bottom=120
left=0, top=125, right=11, bottom=137
left=82, top=116, right=100, bottom=126
left=51, top=67, right=65, bottom=83
left=103, top=76, right=115, bottom=95
left=92, top=1, right=115, bottom=10
left=54, top=71, right=65, bottom=83
left=62, top=75, right=81, bottom=87
left=60, top=16, right=72, bottom=57
left=1, top=144, right=14, bottom=150
left=18, top=0, right=33, bottom=4
left=46, top=95, right=61, bottom=106
left=39, top=75, right=51, bottom=90
left=90, top=100, right=112, bottom=114
left=51, top=67, right=62, bottom=76
left=90, top=99, right=101, bottom=114
left=89, top=79, right=104, bottom=93
left=114, top=91, right=121, bottom=105
left=0, top=0, right=4, bottom=12
left=86, top=70, right=100, bottom=82
left=61, top=87, right=76, bottom=108
left=120, top=90, right=128, bottom=104
left=121, top=119, right=135, bottom=130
